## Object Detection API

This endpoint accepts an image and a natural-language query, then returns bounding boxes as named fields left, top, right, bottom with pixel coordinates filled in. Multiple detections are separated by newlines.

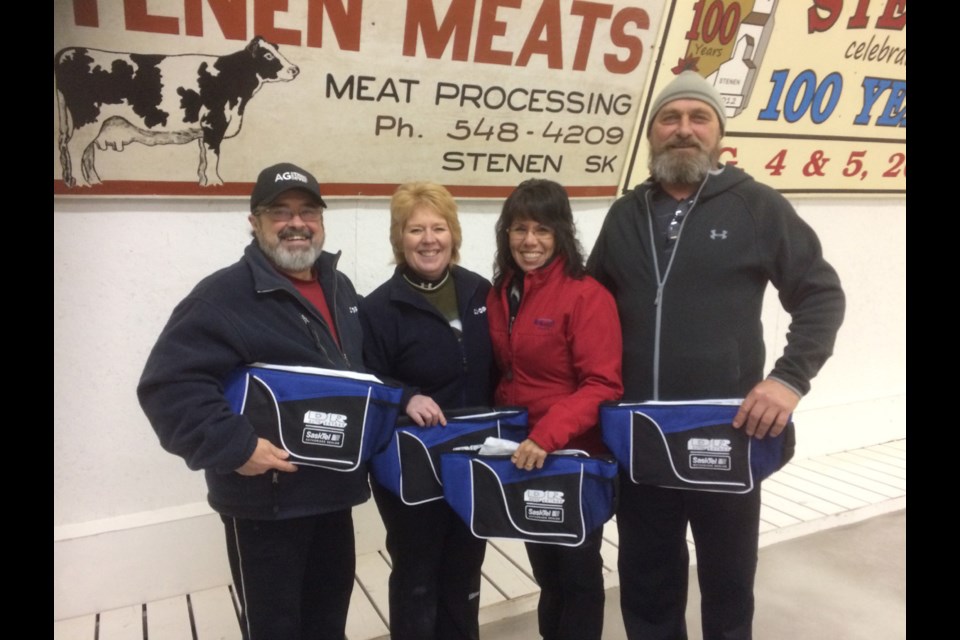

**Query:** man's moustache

left=667, top=141, right=703, bottom=150
left=278, top=229, right=313, bottom=240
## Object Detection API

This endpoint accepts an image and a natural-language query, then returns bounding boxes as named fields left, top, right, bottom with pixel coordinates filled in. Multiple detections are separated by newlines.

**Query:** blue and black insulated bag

left=441, top=452, right=618, bottom=547
left=600, top=400, right=795, bottom=493
left=370, top=407, right=528, bottom=505
left=223, top=363, right=402, bottom=471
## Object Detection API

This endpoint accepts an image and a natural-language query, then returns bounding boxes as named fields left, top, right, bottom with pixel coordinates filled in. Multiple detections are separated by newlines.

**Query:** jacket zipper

left=287, top=271, right=348, bottom=367
left=300, top=313, right=330, bottom=359
left=326, top=270, right=352, bottom=367
left=395, top=270, right=474, bottom=406
left=647, top=191, right=663, bottom=401
left=648, top=177, right=710, bottom=401
left=452, top=273, right=470, bottom=401
left=503, top=272, right=529, bottom=407
left=456, top=330, right=468, bottom=408
left=271, top=470, right=280, bottom=515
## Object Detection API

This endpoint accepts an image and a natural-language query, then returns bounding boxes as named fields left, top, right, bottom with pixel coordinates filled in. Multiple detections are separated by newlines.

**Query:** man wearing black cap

left=589, top=73, right=845, bottom=639
left=139, top=163, right=366, bottom=640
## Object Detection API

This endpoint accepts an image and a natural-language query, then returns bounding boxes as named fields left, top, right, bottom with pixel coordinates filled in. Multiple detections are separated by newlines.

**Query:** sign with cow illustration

left=53, top=0, right=665, bottom=198
left=55, top=37, right=298, bottom=189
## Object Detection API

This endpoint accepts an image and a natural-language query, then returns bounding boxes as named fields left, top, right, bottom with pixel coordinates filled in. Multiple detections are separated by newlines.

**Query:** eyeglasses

left=667, top=210, right=684, bottom=244
left=508, top=223, right=553, bottom=239
left=259, top=206, right=324, bottom=222
left=667, top=202, right=692, bottom=244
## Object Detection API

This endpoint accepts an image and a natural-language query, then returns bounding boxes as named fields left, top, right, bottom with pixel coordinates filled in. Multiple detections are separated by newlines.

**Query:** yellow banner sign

left=622, top=0, right=906, bottom=195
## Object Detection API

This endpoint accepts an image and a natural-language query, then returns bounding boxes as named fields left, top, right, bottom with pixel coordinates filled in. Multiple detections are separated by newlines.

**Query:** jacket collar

left=638, top=163, right=752, bottom=202
left=504, top=254, right=567, bottom=293
left=388, top=264, right=479, bottom=316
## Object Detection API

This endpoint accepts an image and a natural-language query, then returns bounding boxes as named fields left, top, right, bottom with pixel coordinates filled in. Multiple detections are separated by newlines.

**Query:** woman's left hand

left=512, top=438, right=547, bottom=470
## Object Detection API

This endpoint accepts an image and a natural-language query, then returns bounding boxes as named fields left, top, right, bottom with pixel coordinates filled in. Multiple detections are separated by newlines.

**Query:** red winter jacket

left=487, top=257, right=623, bottom=454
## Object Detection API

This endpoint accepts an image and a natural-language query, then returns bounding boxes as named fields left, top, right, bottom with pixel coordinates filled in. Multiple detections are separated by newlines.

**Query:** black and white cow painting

left=54, top=37, right=299, bottom=187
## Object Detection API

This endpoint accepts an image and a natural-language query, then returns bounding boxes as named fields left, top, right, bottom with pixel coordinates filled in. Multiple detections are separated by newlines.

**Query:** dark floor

left=480, top=510, right=906, bottom=639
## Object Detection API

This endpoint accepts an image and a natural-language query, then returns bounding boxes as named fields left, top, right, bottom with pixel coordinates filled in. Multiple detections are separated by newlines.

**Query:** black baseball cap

left=250, top=162, right=328, bottom=211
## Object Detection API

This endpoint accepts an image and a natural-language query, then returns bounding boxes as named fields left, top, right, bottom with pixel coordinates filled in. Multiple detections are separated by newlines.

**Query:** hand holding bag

left=223, top=363, right=403, bottom=471
left=601, top=400, right=795, bottom=493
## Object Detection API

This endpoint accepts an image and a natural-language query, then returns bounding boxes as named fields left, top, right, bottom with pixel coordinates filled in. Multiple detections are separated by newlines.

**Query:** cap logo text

left=276, top=171, right=308, bottom=183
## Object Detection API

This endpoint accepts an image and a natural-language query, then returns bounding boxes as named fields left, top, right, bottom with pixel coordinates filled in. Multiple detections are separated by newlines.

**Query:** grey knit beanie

left=648, top=71, right=727, bottom=134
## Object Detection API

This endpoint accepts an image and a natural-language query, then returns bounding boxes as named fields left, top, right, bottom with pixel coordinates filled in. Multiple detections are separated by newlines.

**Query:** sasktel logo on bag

left=687, top=438, right=732, bottom=471
left=301, top=411, right=349, bottom=448
left=524, top=489, right=565, bottom=523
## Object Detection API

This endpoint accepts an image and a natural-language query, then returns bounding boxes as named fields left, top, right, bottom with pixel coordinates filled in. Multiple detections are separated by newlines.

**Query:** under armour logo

left=709, top=229, right=728, bottom=240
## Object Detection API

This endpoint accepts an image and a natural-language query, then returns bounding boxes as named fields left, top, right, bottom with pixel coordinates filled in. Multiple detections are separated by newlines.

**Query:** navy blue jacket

left=359, top=266, right=494, bottom=411
left=138, top=241, right=369, bottom=519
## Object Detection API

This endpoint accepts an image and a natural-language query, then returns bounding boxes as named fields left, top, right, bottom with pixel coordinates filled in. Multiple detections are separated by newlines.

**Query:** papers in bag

left=600, top=400, right=795, bottom=494
left=441, top=453, right=618, bottom=547
left=223, top=363, right=402, bottom=471
left=477, top=437, right=519, bottom=455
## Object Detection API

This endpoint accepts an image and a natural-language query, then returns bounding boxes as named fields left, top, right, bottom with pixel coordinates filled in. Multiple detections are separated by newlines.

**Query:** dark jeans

left=525, top=528, right=605, bottom=640
left=222, top=510, right=355, bottom=640
left=617, top=480, right=761, bottom=640
left=372, top=480, right=487, bottom=640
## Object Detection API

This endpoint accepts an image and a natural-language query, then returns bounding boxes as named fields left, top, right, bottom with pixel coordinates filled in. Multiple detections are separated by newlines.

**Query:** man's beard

left=649, top=144, right=716, bottom=185
left=258, top=227, right=323, bottom=275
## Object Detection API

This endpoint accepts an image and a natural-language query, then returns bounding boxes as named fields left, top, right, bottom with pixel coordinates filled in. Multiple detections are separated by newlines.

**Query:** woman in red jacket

left=487, top=179, right=624, bottom=640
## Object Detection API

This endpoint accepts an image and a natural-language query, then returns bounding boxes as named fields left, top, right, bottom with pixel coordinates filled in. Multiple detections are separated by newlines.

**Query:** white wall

left=783, top=199, right=906, bottom=459
left=53, top=194, right=905, bottom=619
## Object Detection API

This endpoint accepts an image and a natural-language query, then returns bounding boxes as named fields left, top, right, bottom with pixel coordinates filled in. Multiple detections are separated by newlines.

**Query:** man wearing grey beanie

left=589, top=72, right=845, bottom=639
